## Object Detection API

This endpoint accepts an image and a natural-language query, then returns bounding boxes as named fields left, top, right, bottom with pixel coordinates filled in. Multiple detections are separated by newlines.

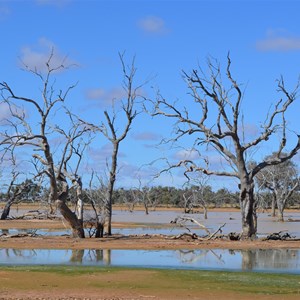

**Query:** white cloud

left=238, top=123, right=259, bottom=142
left=85, top=88, right=106, bottom=100
left=131, top=131, right=161, bottom=141
left=256, top=30, right=300, bottom=51
left=116, top=162, right=161, bottom=188
left=173, top=149, right=200, bottom=160
left=0, top=102, right=10, bottom=121
left=19, top=38, right=78, bottom=72
left=138, top=16, right=169, bottom=35
left=88, top=144, right=126, bottom=163
left=85, top=87, right=126, bottom=108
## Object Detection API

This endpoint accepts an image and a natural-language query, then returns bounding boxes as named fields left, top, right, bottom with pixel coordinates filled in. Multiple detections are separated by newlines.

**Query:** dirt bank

left=0, top=219, right=300, bottom=250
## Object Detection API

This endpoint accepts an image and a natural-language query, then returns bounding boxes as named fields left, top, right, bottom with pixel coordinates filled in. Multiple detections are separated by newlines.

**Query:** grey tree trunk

left=239, top=181, right=257, bottom=238
left=271, top=197, right=276, bottom=217
left=56, top=198, right=85, bottom=238
left=104, top=143, right=118, bottom=235
left=203, top=206, right=208, bottom=219
left=95, top=222, right=104, bottom=238
left=74, top=177, right=84, bottom=226
left=0, top=199, right=14, bottom=220
left=277, top=200, right=285, bottom=222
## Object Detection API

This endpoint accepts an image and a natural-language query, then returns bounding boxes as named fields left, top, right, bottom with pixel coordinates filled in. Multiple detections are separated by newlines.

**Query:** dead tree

left=85, top=171, right=107, bottom=238
left=0, top=169, right=25, bottom=220
left=150, top=54, right=300, bottom=238
left=183, top=173, right=212, bottom=218
left=0, top=146, right=42, bottom=220
left=0, top=51, right=92, bottom=238
left=254, top=153, right=299, bottom=221
left=81, top=53, right=144, bottom=235
left=130, top=179, right=154, bottom=215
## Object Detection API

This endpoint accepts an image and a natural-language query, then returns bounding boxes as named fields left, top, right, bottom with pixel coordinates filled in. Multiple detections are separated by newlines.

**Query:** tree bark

left=277, top=199, right=285, bottom=222
left=203, top=206, right=208, bottom=219
left=271, top=197, right=276, bottom=217
left=56, top=199, right=85, bottom=238
left=0, top=199, right=14, bottom=220
left=74, top=177, right=84, bottom=226
left=239, top=181, right=257, bottom=238
left=104, top=142, right=118, bottom=235
left=95, top=222, right=104, bottom=238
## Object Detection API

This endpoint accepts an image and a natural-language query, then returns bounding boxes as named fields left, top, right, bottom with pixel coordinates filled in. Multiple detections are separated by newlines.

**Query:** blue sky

left=1, top=0, right=300, bottom=190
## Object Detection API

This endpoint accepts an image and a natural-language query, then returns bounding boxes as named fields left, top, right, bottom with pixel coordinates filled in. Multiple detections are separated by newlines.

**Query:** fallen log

left=171, top=216, right=211, bottom=234
left=207, top=223, right=226, bottom=240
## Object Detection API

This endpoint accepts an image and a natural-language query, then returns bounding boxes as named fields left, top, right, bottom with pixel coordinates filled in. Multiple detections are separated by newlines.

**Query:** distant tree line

left=2, top=181, right=300, bottom=213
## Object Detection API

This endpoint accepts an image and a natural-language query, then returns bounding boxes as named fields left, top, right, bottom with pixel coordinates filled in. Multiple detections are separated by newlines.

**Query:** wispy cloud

left=131, top=131, right=161, bottom=141
left=0, top=102, right=11, bottom=121
left=238, top=123, right=259, bottom=142
left=19, top=37, right=78, bottom=72
left=138, top=16, right=169, bottom=35
left=117, top=162, right=160, bottom=188
left=173, top=149, right=200, bottom=161
left=85, top=87, right=126, bottom=108
left=256, top=29, right=300, bottom=52
left=88, top=144, right=126, bottom=163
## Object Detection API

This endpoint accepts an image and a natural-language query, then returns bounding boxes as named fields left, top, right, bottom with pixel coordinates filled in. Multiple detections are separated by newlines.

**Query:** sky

left=1, top=0, right=300, bottom=191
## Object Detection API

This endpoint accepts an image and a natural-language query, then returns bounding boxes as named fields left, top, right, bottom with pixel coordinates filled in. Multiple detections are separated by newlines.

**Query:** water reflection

left=0, top=248, right=299, bottom=274
left=240, top=249, right=299, bottom=271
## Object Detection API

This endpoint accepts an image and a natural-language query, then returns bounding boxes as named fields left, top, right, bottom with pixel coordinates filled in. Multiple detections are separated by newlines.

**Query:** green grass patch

left=1, top=266, right=300, bottom=296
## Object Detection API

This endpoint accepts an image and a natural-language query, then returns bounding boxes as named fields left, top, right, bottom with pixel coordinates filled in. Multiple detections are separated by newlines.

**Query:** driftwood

left=8, top=210, right=59, bottom=220
left=171, top=216, right=226, bottom=241
left=171, top=232, right=199, bottom=240
left=206, top=223, right=226, bottom=240
left=0, top=230, right=39, bottom=238
left=171, top=216, right=210, bottom=234
left=264, top=231, right=294, bottom=241
left=228, top=232, right=241, bottom=241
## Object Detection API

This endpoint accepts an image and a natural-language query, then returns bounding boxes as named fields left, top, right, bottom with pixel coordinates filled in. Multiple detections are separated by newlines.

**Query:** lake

left=0, top=248, right=299, bottom=274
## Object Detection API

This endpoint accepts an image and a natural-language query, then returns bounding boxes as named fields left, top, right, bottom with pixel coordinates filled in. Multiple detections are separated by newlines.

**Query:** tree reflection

left=241, top=249, right=299, bottom=270
left=70, top=249, right=84, bottom=263
left=69, top=249, right=111, bottom=265
left=0, top=248, right=37, bottom=258
left=176, top=249, right=225, bottom=265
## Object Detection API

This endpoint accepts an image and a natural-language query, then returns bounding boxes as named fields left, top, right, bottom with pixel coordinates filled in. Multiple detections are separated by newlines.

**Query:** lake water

left=0, top=248, right=299, bottom=274
left=5, top=209, right=300, bottom=237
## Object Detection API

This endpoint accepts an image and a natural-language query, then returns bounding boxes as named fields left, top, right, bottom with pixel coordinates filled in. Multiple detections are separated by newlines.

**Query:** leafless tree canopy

left=254, top=153, right=299, bottom=221
left=0, top=51, right=93, bottom=237
left=79, top=53, right=145, bottom=235
left=149, top=54, right=300, bottom=237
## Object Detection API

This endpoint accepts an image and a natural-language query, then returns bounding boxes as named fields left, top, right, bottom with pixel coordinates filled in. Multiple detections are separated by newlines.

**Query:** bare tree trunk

left=56, top=198, right=85, bottom=238
left=203, top=206, right=208, bottom=219
left=95, top=222, right=104, bottom=238
left=56, top=200, right=85, bottom=238
left=0, top=199, right=14, bottom=220
left=75, top=198, right=83, bottom=224
left=239, top=181, right=257, bottom=238
left=74, top=177, right=84, bottom=226
left=104, top=196, right=113, bottom=235
left=104, top=143, right=118, bottom=235
left=277, top=199, right=285, bottom=222
left=144, top=202, right=149, bottom=215
left=277, top=210, right=284, bottom=222
left=271, top=197, right=276, bottom=217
